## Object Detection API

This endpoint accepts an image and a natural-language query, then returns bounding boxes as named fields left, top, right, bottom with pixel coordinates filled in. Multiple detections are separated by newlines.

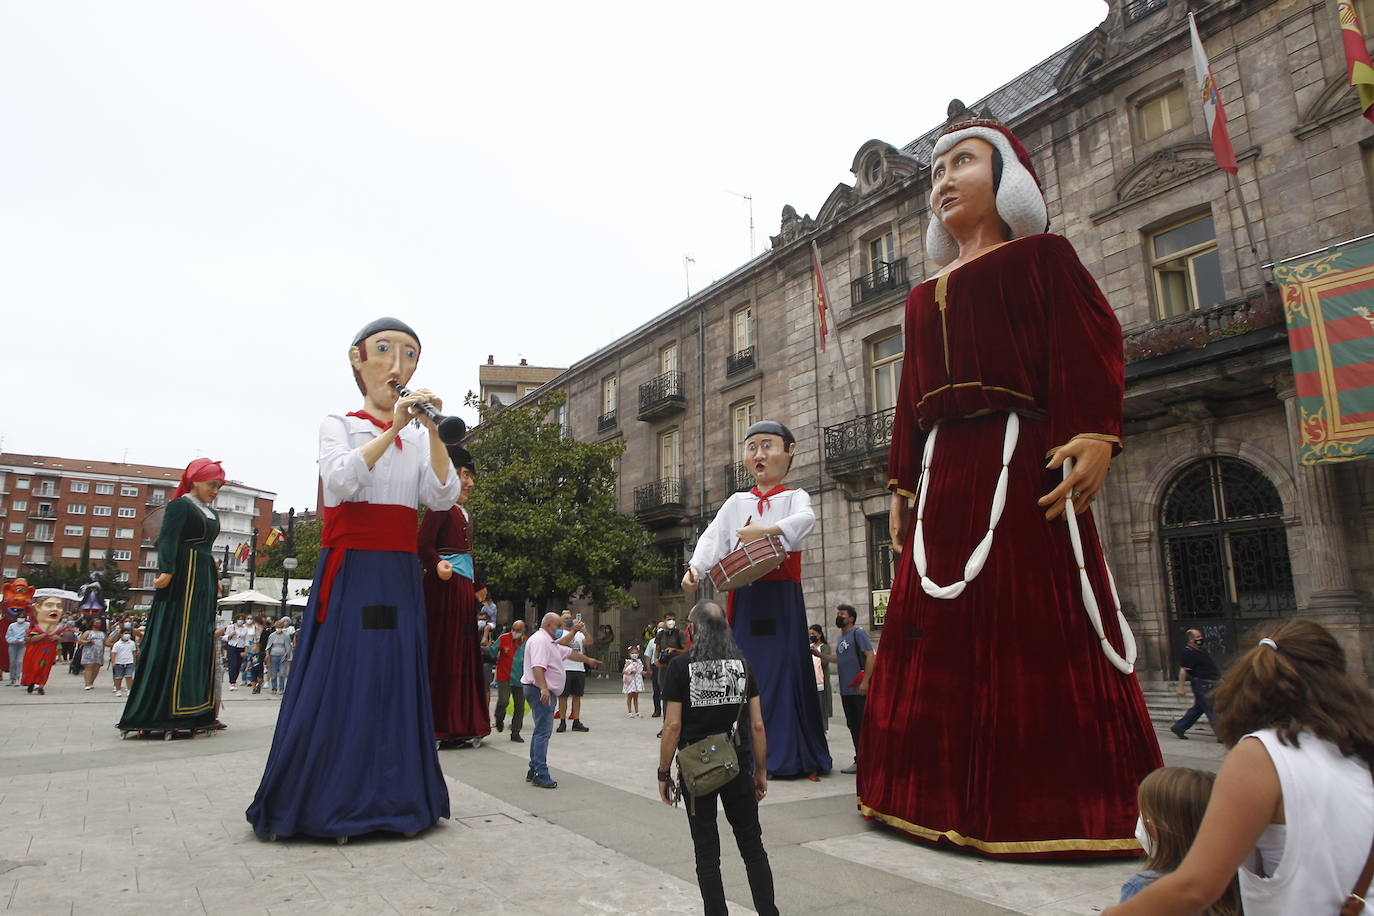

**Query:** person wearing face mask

left=807, top=625, right=831, bottom=731
left=622, top=644, right=644, bottom=717
left=683, top=420, right=831, bottom=781
left=493, top=619, right=528, bottom=741
left=109, top=628, right=137, bottom=697
left=812, top=605, right=873, bottom=775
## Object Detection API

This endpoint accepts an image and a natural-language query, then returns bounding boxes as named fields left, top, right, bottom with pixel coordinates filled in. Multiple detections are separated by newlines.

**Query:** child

left=622, top=645, right=644, bottom=717
left=1121, top=767, right=1240, bottom=915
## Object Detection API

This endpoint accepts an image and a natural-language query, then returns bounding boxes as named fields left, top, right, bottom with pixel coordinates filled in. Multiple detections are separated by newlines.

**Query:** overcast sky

left=2, top=1, right=1107, bottom=509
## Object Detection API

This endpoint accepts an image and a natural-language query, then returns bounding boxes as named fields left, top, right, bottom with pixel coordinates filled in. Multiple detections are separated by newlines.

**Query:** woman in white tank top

left=1104, top=619, right=1374, bottom=916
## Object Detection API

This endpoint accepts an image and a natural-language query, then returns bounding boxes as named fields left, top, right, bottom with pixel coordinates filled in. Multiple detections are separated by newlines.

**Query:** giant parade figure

left=683, top=420, right=831, bottom=780
left=248, top=317, right=460, bottom=842
left=856, top=119, right=1162, bottom=858
left=418, top=442, right=492, bottom=748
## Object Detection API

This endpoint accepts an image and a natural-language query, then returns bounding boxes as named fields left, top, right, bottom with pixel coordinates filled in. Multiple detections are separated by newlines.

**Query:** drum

left=708, top=536, right=788, bottom=591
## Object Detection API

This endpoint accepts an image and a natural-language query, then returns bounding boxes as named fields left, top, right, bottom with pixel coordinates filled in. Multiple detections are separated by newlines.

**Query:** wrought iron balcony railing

left=634, top=477, right=684, bottom=516
left=723, top=462, right=752, bottom=494
left=638, top=370, right=686, bottom=419
left=823, top=407, right=897, bottom=466
left=597, top=409, right=618, bottom=433
left=727, top=346, right=756, bottom=376
left=850, top=258, right=908, bottom=307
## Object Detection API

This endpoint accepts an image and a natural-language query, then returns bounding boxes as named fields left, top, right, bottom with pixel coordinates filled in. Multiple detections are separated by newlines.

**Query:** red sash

left=315, top=503, right=418, bottom=623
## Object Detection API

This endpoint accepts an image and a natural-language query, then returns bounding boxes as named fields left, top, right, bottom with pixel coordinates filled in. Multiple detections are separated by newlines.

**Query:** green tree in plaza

left=464, top=391, right=667, bottom=615
left=255, top=517, right=322, bottom=579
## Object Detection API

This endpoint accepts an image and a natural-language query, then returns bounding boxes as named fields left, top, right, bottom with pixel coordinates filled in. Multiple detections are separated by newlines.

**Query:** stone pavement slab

left=0, top=669, right=1224, bottom=915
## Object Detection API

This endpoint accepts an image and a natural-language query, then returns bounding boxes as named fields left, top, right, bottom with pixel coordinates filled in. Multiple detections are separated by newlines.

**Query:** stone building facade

left=517, top=0, right=1374, bottom=680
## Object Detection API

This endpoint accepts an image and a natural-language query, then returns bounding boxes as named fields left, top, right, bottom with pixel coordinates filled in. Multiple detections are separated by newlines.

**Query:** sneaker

left=571, top=720, right=589, bottom=732
left=510, top=733, right=524, bottom=743
left=84, top=685, right=92, bottom=691
left=229, top=684, right=237, bottom=691
left=841, top=761, right=858, bottom=775
left=526, top=769, right=535, bottom=783
left=556, top=720, right=567, bottom=733
left=112, top=688, right=120, bottom=694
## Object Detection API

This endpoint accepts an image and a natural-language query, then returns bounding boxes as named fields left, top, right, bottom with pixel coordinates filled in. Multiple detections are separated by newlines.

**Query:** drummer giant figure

left=683, top=420, right=832, bottom=779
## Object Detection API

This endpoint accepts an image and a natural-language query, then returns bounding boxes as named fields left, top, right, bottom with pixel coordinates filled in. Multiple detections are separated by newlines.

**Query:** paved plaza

left=0, top=672, right=1224, bottom=915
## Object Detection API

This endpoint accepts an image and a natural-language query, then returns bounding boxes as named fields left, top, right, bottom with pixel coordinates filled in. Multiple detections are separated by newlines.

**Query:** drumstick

left=732, top=515, right=752, bottom=553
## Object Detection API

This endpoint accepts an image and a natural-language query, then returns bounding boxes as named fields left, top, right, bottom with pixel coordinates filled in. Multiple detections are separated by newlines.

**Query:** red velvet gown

left=418, top=506, right=491, bottom=741
left=856, top=234, right=1162, bottom=860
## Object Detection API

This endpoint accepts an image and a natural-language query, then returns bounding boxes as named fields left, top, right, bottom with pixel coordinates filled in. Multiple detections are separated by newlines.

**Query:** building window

left=12, top=501, right=25, bottom=512
left=144, top=549, right=158, bottom=567
left=1150, top=213, right=1224, bottom=318
left=91, top=526, right=110, bottom=538
left=732, top=399, right=757, bottom=462
left=61, top=547, right=82, bottom=559
left=95, top=483, right=115, bottom=495
left=117, top=507, right=136, bottom=518
left=5, top=545, right=18, bottom=556
left=116, top=528, right=134, bottom=539
left=660, top=342, right=679, bottom=374
left=112, top=549, right=132, bottom=561
left=869, top=333, right=904, bottom=413
left=141, top=572, right=156, bottom=588
left=7, top=523, right=22, bottom=534
left=602, top=375, right=618, bottom=414
left=867, top=514, right=896, bottom=628
left=731, top=305, right=754, bottom=353
left=867, top=231, right=896, bottom=272
left=1138, top=85, right=1189, bottom=141
left=865, top=156, right=882, bottom=184
left=120, top=485, right=138, bottom=497
left=659, top=428, right=683, bottom=480
left=150, top=489, right=167, bottom=505
left=36, top=503, right=53, bottom=517
left=68, top=503, right=86, bottom=515
left=32, top=525, right=53, bottom=541
left=64, top=525, right=84, bottom=536
left=93, top=505, right=112, bottom=516
left=70, top=481, right=90, bottom=493
left=16, top=479, right=29, bottom=490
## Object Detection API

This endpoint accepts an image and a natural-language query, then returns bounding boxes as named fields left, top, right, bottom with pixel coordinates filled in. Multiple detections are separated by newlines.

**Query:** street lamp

left=279, top=508, right=297, bottom=614
left=248, top=527, right=259, bottom=590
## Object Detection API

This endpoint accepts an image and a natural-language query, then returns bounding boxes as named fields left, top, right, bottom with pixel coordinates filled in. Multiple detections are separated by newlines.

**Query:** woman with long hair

left=1104, top=619, right=1374, bottom=915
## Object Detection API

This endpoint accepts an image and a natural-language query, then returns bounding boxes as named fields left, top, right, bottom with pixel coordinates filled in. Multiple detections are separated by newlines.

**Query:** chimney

left=520, top=358, right=528, bottom=366
left=487, top=354, right=494, bottom=365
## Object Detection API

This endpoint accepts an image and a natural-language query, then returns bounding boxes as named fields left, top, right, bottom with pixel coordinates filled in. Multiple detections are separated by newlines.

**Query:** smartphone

left=575, top=613, right=583, bottom=623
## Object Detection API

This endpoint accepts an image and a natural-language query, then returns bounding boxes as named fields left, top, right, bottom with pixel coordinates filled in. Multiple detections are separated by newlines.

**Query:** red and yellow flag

left=1339, top=0, right=1374, bottom=123
left=235, top=543, right=251, bottom=563
left=810, top=240, right=830, bottom=352
left=264, top=527, right=283, bottom=547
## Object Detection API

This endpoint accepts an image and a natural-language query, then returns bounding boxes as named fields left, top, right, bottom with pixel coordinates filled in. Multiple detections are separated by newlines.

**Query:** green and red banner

left=1274, top=239, right=1374, bottom=465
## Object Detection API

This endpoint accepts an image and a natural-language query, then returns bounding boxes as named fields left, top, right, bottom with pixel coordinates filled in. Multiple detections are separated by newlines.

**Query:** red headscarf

left=172, top=458, right=227, bottom=500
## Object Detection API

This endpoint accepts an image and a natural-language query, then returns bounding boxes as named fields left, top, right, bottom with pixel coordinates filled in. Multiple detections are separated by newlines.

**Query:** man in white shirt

left=555, top=610, right=599, bottom=732
left=6, top=616, right=29, bottom=686
left=109, top=631, right=137, bottom=696
left=225, top=615, right=253, bottom=690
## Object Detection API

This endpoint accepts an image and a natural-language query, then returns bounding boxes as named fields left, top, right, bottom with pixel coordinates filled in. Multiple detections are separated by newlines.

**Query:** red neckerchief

left=749, top=484, right=788, bottom=516
left=347, top=410, right=402, bottom=449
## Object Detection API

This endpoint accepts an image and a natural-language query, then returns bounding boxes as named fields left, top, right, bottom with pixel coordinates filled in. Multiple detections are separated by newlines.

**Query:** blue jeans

left=1173, top=678, right=1216, bottom=733
left=8, top=644, right=23, bottom=683
left=523, top=684, right=556, bottom=781
left=268, top=654, right=288, bottom=692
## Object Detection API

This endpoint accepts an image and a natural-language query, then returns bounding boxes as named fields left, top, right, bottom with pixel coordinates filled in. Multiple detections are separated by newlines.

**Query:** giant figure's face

left=348, top=330, right=420, bottom=408
left=190, top=479, right=223, bottom=502
left=35, top=597, right=62, bottom=626
left=929, top=137, right=999, bottom=238
left=744, top=433, right=793, bottom=488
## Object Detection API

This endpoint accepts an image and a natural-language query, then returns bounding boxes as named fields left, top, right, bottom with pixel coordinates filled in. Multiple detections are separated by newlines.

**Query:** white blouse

left=318, top=414, right=459, bottom=511
left=688, top=488, right=815, bottom=574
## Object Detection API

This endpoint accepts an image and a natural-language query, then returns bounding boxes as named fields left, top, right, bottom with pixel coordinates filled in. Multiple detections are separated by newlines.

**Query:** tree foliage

left=256, top=517, right=322, bottom=579
left=465, top=391, right=666, bottom=613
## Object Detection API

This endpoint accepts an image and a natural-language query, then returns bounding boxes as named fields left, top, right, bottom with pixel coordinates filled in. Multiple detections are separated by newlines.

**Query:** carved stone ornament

left=1115, top=141, right=1217, bottom=201
left=770, top=204, right=816, bottom=250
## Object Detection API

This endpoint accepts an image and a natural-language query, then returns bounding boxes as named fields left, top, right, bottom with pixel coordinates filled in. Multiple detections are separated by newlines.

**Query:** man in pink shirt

left=522, top=612, right=598, bottom=788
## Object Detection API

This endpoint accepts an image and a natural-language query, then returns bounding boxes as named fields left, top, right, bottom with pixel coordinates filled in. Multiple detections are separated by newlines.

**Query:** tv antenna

left=684, top=255, right=696, bottom=296
left=725, top=190, right=755, bottom=256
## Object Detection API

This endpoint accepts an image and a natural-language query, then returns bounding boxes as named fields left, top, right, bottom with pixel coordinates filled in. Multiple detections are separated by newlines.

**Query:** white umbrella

left=285, top=594, right=309, bottom=608
left=218, top=589, right=282, bottom=606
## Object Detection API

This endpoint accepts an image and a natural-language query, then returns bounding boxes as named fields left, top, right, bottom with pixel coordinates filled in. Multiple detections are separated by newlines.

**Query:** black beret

left=352, top=317, right=421, bottom=349
left=742, top=420, right=795, bottom=445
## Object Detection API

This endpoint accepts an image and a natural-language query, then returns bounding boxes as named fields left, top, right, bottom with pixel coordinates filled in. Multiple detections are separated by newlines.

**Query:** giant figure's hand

left=888, top=493, right=910, bottom=552
left=436, top=560, right=453, bottom=581
left=153, top=573, right=172, bottom=590
left=681, top=566, right=699, bottom=593
left=1039, top=437, right=1113, bottom=520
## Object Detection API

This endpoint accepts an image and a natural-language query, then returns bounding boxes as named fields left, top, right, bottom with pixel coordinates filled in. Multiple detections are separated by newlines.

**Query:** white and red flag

left=1189, top=12, right=1238, bottom=174
left=810, top=240, right=830, bottom=352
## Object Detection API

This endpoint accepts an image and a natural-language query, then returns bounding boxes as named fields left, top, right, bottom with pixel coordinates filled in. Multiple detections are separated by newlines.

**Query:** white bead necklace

left=910, top=411, right=1137, bottom=674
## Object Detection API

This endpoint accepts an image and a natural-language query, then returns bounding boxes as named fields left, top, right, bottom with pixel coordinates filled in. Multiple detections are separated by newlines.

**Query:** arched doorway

left=1159, top=457, right=1296, bottom=667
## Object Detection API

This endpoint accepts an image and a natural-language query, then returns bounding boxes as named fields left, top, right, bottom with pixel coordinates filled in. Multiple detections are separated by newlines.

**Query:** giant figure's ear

left=348, top=344, right=364, bottom=371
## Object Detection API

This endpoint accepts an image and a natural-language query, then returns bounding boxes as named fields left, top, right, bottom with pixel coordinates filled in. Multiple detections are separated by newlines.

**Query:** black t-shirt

left=663, top=652, right=758, bottom=749
left=1179, top=645, right=1220, bottom=680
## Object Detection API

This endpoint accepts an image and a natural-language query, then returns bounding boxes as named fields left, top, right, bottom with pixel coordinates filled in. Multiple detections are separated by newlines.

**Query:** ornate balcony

left=850, top=259, right=909, bottom=309
left=638, top=370, right=686, bottom=421
left=723, top=462, right=752, bottom=494
left=726, top=346, right=756, bottom=377
left=634, top=477, right=686, bottom=528
left=823, top=407, right=896, bottom=494
left=597, top=409, right=618, bottom=433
